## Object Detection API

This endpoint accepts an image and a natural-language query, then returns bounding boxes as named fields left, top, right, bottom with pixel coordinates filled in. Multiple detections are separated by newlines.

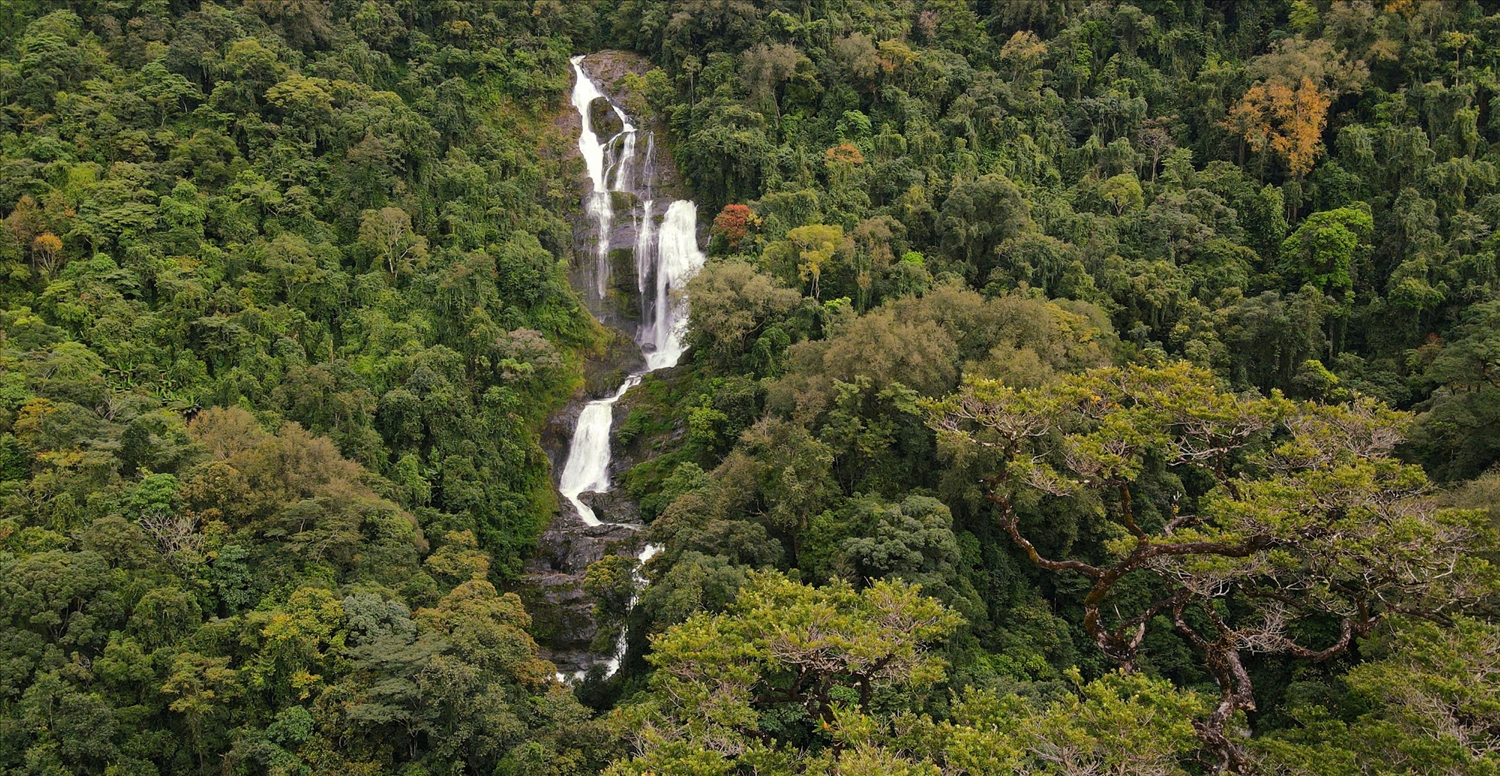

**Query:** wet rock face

left=520, top=568, right=596, bottom=664
left=523, top=499, right=645, bottom=663
left=538, top=325, right=645, bottom=474
left=530, top=368, right=650, bottom=663
left=582, top=486, right=640, bottom=526
left=564, top=51, right=677, bottom=338
left=533, top=500, right=640, bottom=575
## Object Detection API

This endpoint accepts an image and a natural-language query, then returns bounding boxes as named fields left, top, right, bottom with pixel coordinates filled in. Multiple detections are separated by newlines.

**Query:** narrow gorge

left=527, top=54, right=705, bottom=680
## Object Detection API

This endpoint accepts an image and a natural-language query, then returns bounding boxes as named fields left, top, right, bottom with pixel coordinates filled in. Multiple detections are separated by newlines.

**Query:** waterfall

left=635, top=199, right=655, bottom=302
left=641, top=201, right=705, bottom=371
left=613, top=125, right=637, bottom=193
left=640, top=132, right=657, bottom=200
left=557, top=375, right=641, bottom=527
left=599, top=543, right=659, bottom=676
left=570, top=55, right=637, bottom=299
left=556, top=56, right=705, bottom=681
left=568, top=55, right=608, bottom=192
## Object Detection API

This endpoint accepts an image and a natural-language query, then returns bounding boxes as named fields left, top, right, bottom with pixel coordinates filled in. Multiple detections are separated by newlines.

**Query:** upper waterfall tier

left=569, top=55, right=610, bottom=192
left=570, top=55, right=636, bottom=300
left=566, top=55, right=704, bottom=368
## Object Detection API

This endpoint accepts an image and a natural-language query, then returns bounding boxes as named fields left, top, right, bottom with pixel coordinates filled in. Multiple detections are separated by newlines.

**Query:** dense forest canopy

left=2, top=1, right=1500, bottom=774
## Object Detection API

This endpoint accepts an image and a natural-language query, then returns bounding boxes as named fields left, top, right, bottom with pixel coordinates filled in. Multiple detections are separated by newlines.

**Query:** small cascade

left=635, top=199, right=655, bottom=300
left=557, top=375, right=641, bottom=527
left=599, top=543, right=659, bottom=676
left=557, top=543, right=660, bottom=683
left=568, top=55, right=608, bottom=190
left=613, top=126, right=637, bottom=193
left=634, top=134, right=659, bottom=323
left=554, top=56, right=705, bottom=681
left=640, top=132, right=657, bottom=200
left=568, top=56, right=613, bottom=299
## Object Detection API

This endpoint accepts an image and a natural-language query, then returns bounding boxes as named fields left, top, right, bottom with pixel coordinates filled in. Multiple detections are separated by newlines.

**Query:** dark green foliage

left=0, top=2, right=619, bottom=773
left=0, top=2, right=597, bottom=567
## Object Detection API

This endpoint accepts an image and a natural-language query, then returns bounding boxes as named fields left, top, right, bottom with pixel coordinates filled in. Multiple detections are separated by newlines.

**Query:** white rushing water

left=635, top=198, right=655, bottom=297
left=556, top=57, right=705, bottom=681
left=557, top=375, right=641, bottom=527
left=641, top=201, right=705, bottom=371
left=570, top=55, right=639, bottom=299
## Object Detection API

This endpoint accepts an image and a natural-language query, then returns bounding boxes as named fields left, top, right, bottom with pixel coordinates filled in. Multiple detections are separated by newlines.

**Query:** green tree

left=779, top=223, right=846, bottom=301
left=686, top=258, right=801, bottom=370
left=1100, top=172, right=1145, bottom=215
left=1256, top=617, right=1500, bottom=774
left=358, top=206, right=429, bottom=278
left=1415, top=301, right=1500, bottom=480
left=610, top=571, right=960, bottom=774
left=1279, top=205, right=1373, bottom=293
left=838, top=495, right=961, bottom=585
left=938, top=175, right=1031, bottom=276
left=162, top=653, right=242, bottom=770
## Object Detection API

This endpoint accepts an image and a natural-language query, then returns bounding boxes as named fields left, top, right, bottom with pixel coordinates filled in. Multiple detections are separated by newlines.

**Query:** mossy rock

left=611, top=189, right=638, bottom=211
left=589, top=99, right=624, bottom=137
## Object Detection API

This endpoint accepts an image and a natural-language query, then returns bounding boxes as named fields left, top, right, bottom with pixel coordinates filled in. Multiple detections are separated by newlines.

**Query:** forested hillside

left=595, top=1, right=1500, bottom=773
left=0, top=2, right=617, bottom=773
left=3, top=1, right=1500, bottom=775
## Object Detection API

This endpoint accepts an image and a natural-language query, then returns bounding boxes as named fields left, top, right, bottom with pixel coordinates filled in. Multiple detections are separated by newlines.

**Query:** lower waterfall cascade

left=555, top=55, right=705, bottom=681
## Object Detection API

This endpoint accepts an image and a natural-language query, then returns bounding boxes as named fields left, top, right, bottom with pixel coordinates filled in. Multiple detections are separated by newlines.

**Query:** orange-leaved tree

left=1225, top=76, right=1330, bottom=178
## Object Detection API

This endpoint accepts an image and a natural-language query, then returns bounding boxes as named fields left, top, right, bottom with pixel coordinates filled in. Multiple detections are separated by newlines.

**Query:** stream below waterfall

left=554, top=55, right=705, bottom=681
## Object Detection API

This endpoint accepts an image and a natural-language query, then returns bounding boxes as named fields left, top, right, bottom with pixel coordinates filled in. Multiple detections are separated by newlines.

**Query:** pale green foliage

left=924, top=671, right=1207, bottom=775
left=929, top=362, right=1496, bottom=770
left=613, top=646, right=1207, bottom=776
left=773, top=223, right=847, bottom=300
left=1343, top=618, right=1500, bottom=773
left=686, top=258, right=803, bottom=369
left=610, top=571, right=961, bottom=774
left=1100, top=172, right=1144, bottom=214
left=1256, top=617, right=1500, bottom=775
